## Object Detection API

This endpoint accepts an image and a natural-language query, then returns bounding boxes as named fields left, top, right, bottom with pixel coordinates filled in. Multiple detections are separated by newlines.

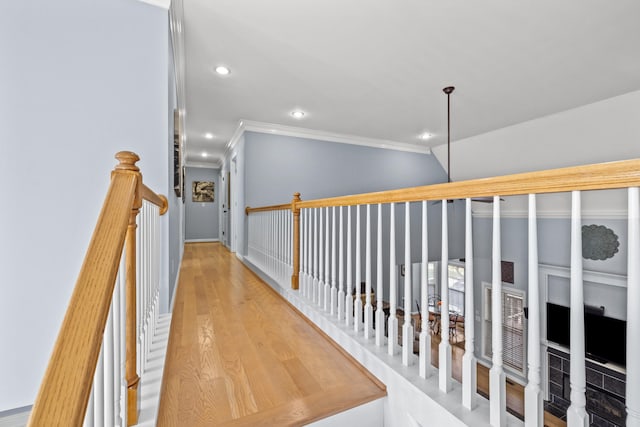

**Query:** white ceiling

left=181, top=0, right=640, bottom=167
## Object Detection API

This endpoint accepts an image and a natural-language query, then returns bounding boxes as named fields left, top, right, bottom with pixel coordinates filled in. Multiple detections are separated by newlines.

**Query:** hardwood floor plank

left=157, top=243, right=386, bottom=426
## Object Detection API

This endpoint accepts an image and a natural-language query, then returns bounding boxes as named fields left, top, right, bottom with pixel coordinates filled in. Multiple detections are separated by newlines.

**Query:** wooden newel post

left=114, top=151, right=142, bottom=426
left=291, top=192, right=302, bottom=290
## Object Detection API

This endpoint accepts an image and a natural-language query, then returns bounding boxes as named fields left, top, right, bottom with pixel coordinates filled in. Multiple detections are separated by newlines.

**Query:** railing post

left=114, top=152, right=142, bottom=427
left=291, top=192, right=301, bottom=290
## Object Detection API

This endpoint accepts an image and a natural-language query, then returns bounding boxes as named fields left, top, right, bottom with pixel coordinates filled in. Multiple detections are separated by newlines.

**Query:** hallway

left=157, top=243, right=386, bottom=426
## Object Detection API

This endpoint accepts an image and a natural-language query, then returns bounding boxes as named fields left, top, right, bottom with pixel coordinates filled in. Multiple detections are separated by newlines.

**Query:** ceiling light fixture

left=214, top=66, right=230, bottom=75
left=202, top=152, right=208, bottom=158
left=291, top=110, right=306, bottom=119
left=204, top=133, right=214, bottom=139
left=419, top=132, right=432, bottom=140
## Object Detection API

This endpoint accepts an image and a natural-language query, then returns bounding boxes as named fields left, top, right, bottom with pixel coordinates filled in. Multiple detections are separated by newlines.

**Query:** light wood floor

left=157, top=243, right=386, bottom=426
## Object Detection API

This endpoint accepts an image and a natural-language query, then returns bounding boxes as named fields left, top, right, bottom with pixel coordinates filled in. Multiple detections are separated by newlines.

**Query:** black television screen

left=546, top=302, right=626, bottom=366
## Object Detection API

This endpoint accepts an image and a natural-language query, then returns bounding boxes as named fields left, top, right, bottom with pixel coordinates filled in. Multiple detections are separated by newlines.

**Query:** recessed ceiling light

left=201, top=152, right=208, bottom=158
left=291, top=110, right=306, bottom=119
left=419, top=132, right=432, bottom=140
left=204, top=133, right=214, bottom=139
left=214, top=66, right=230, bottom=75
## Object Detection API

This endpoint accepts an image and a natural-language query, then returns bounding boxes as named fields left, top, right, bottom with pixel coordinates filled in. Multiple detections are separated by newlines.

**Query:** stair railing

left=28, top=152, right=167, bottom=427
left=245, top=158, right=640, bottom=427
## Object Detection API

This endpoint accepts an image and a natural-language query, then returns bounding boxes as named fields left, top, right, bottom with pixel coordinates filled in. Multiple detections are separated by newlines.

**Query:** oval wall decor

left=582, top=224, right=619, bottom=261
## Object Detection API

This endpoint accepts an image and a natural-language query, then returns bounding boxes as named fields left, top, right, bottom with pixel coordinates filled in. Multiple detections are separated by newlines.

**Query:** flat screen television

left=546, top=302, right=626, bottom=366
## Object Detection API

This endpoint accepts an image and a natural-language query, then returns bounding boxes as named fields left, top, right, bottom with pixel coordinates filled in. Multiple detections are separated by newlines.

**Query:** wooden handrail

left=245, top=203, right=291, bottom=215
left=141, top=183, right=168, bottom=215
left=28, top=151, right=167, bottom=427
left=245, top=158, right=640, bottom=291
left=295, top=158, right=640, bottom=208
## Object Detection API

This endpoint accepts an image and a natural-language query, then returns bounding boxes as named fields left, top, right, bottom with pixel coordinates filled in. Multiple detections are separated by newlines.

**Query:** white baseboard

left=170, top=249, right=184, bottom=313
left=0, top=406, right=31, bottom=427
left=185, top=238, right=219, bottom=243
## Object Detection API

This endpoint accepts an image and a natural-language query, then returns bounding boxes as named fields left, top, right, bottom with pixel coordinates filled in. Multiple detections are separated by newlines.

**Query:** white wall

left=0, top=0, right=170, bottom=411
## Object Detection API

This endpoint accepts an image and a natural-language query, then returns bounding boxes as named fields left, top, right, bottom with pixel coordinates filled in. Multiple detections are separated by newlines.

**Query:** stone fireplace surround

left=545, top=346, right=626, bottom=427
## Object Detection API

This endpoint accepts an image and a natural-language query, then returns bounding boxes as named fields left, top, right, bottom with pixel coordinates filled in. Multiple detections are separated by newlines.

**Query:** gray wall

left=0, top=0, right=170, bottom=411
left=238, top=131, right=465, bottom=301
left=244, top=132, right=447, bottom=207
left=185, top=167, right=220, bottom=241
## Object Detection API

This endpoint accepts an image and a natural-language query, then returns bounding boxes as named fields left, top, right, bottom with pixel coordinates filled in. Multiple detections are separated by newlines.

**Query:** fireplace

left=545, top=347, right=627, bottom=427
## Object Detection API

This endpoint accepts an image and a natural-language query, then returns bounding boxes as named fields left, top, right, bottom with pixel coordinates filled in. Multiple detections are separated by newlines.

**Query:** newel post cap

left=115, top=151, right=141, bottom=172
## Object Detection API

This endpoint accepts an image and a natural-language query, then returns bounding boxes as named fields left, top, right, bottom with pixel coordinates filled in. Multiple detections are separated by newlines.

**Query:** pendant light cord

left=443, top=86, right=455, bottom=183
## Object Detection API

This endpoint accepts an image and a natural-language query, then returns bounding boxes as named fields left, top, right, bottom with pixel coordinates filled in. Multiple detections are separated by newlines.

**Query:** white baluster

left=278, top=210, right=287, bottom=286
left=135, top=213, right=142, bottom=375
left=104, top=302, right=115, bottom=426
left=627, top=187, right=640, bottom=427
left=419, top=201, right=431, bottom=378
left=567, top=191, right=588, bottom=427
left=119, top=256, right=127, bottom=425
left=375, top=203, right=385, bottom=347
left=439, top=200, right=452, bottom=392
left=303, top=209, right=318, bottom=301
left=307, top=208, right=320, bottom=303
left=288, top=210, right=292, bottom=279
left=84, top=387, right=95, bottom=427
left=388, top=203, right=399, bottom=356
left=365, top=204, right=374, bottom=339
left=262, top=213, right=266, bottom=271
left=271, top=211, right=275, bottom=276
left=298, top=209, right=309, bottom=298
left=402, top=202, right=414, bottom=366
left=346, top=206, right=354, bottom=326
left=324, top=207, right=331, bottom=312
left=490, top=196, right=506, bottom=426
left=113, top=272, right=122, bottom=427
left=314, top=208, right=324, bottom=307
left=318, top=207, right=325, bottom=307
left=300, top=210, right=306, bottom=297
left=272, top=211, right=276, bottom=278
left=462, top=198, right=477, bottom=408
left=94, top=345, right=105, bottom=426
left=278, top=211, right=282, bottom=279
left=525, top=194, right=542, bottom=425
left=331, top=206, right=337, bottom=315
left=354, top=205, right=363, bottom=332
left=338, top=206, right=345, bottom=320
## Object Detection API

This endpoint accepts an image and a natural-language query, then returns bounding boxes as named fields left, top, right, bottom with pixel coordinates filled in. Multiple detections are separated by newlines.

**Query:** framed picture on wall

left=181, top=166, right=186, bottom=203
left=192, top=181, right=214, bottom=202
left=173, top=109, right=182, bottom=197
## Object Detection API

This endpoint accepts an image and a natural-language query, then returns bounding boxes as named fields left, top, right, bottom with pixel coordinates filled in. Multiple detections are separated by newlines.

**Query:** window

left=482, top=283, right=526, bottom=374
left=426, top=261, right=465, bottom=315
left=447, top=263, right=465, bottom=315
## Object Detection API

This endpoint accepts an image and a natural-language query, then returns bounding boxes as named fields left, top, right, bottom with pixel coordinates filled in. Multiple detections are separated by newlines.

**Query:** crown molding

left=185, top=159, right=221, bottom=169
left=136, top=0, right=171, bottom=9
left=224, top=120, right=432, bottom=159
